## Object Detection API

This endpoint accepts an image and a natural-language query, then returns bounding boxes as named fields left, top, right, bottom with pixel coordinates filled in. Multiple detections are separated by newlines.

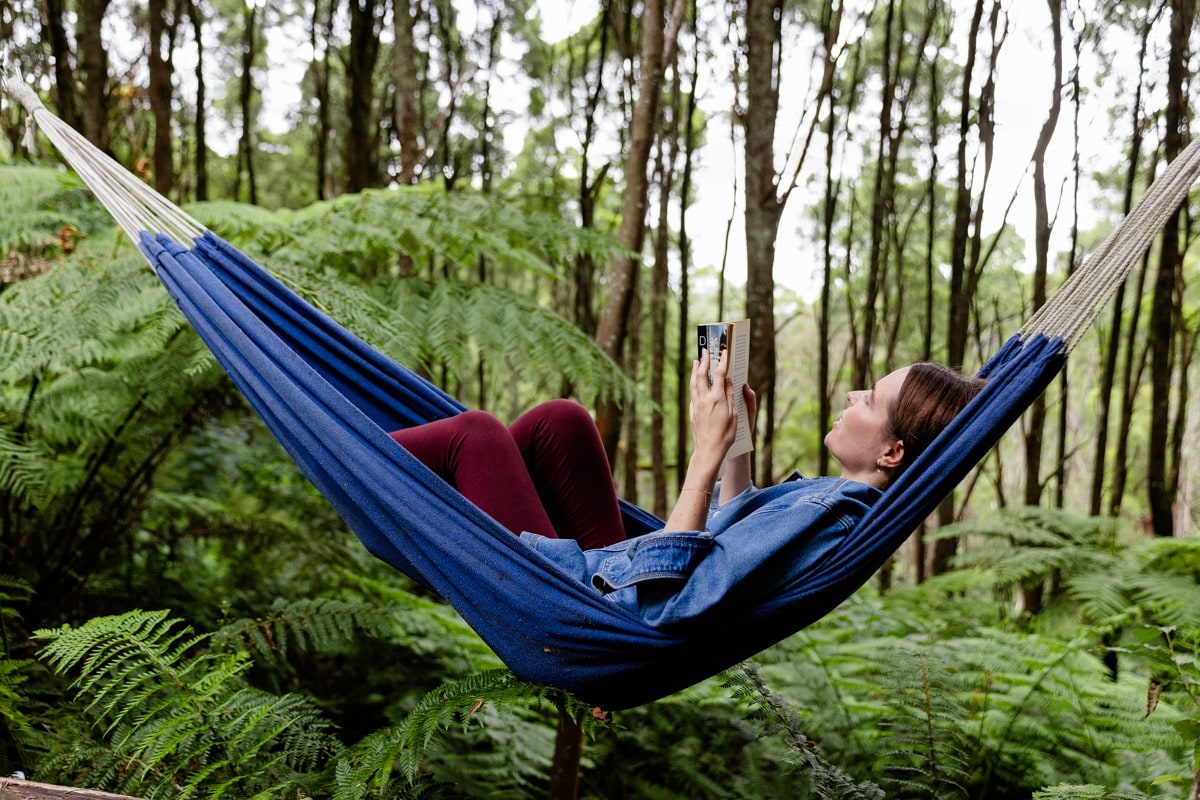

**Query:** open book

left=697, top=319, right=753, bottom=459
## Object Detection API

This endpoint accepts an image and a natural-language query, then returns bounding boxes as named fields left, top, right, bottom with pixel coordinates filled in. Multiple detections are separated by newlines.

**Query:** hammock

left=7, top=78, right=1200, bottom=709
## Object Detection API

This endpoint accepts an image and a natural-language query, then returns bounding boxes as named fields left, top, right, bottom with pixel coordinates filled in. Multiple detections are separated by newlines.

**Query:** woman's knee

left=455, top=409, right=510, bottom=440
left=529, top=399, right=593, bottom=431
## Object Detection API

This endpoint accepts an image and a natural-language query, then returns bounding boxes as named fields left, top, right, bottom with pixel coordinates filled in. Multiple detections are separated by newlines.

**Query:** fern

left=35, top=609, right=337, bottom=799
left=213, top=596, right=413, bottom=666
left=333, top=669, right=577, bottom=799
left=186, top=190, right=640, bottom=406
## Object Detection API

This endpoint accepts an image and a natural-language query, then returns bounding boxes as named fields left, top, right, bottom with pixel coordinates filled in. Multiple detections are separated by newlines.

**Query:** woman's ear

left=877, top=440, right=905, bottom=470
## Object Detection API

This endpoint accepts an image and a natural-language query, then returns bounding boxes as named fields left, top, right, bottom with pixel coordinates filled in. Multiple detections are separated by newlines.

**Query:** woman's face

left=825, top=367, right=910, bottom=478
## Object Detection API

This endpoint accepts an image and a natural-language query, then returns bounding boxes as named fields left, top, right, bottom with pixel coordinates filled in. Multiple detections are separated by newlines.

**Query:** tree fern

left=35, top=609, right=337, bottom=799
left=187, top=190, right=640, bottom=406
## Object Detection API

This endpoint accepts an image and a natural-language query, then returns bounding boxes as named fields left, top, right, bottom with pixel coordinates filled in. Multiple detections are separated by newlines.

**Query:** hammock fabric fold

left=6, top=76, right=1198, bottom=708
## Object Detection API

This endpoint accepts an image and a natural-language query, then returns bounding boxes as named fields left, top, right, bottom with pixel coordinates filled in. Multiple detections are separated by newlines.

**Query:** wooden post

left=0, top=778, right=141, bottom=800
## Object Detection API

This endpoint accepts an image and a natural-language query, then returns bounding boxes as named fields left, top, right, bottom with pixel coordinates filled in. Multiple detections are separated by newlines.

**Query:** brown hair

left=886, top=363, right=985, bottom=475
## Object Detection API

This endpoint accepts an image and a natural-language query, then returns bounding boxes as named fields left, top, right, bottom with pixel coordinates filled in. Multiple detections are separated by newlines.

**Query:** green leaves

left=35, top=609, right=337, bottom=799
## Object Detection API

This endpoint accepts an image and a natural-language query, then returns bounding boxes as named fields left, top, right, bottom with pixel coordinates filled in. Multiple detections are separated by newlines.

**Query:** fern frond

left=35, top=610, right=337, bottom=799
left=213, top=597, right=403, bottom=665
left=333, top=669, right=561, bottom=798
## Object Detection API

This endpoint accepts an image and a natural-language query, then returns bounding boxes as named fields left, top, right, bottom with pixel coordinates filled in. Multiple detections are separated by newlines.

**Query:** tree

left=148, top=0, right=180, bottom=196
left=930, top=0, right=1003, bottom=577
left=1018, top=0, right=1064, bottom=615
left=236, top=0, right=261, bottom=204
left=187, top=0, right=210, bottom=200
left=1090, top=2, right=1155, bottom=518
left=1147, top=0, right=1195, bottom=538
left=593, top=0, right=688, bottom=459
left=346, top=0, right=384, bottom=192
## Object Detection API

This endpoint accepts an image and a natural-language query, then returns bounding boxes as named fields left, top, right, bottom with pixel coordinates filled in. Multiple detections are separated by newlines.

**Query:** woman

left=390, top=348, right=983, bottom=629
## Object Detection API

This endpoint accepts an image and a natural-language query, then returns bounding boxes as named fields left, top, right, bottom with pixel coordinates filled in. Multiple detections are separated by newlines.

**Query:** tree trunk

left=188, top=0, right=208, bottom=200
left=1018, top=0, right=1062, bottom=617
left=741, top=0, right=785, bottom=484
left=855, top=0, right=898, bottom=389
left=347, top=0, right=383, bottom=192
left=311, top=0, right=336, bottom=199
left=930, top=0, right=986, bottom=577
left=546, top=708, right=583, bottom=800
left=1091, top=8, right=1151, bottom=516
left=1023, top=0, right=1062, bottom=510
left=594, top=0, right=686, bottom=460
left=76, top=0, right=112, bottom=149
left=393, top=0, right=422, bottom=184
left=649, top=56, right=680, bottom=518
left=237, top=4, right=258, bottom=204
left=148, top=0, right=177, bottom=196
left=1147, top=0, right=1194, bottom=537
left=41, top=0, right=80, bottom=133
left=572, top=5, right=612, bottom=338
left=676, top=4, right=699, bottom=494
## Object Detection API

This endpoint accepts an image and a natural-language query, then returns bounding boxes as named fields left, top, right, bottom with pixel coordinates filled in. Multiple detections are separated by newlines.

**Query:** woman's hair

left=886, top=363, right=986, bottom=475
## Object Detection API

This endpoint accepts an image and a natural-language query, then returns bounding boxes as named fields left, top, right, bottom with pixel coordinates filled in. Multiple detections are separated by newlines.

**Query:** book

left=696, top=318, right=753, bottom=459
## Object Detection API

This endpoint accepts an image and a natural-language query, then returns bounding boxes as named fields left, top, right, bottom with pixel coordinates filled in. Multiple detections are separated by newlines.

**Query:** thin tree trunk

left=1055, top=11, right=1083, bottom=511
left=1023, top=0, right=1063, bottom=510
left=676, top=1, right=699, bottom=494
left=818, top=39, right=837, bottom=480
left=574, top=4, right=612, bottom=338
left=931, top=0, right=985, bottom=577
left=347, top=0, right=383, bottom=192
left=594, top=0, right=687, bottom=461
left=188, top=0, right=208, bottom=200
left=1018, top=0, right=1062, bottom=617
left=76, top=0, right=112, bottom=149
left=311, top=0, right=336, bottom=199
left=742, top=0, right=785, bottom=484
left=856, top=0, right=898, bottom=389
left=237, top=4, right=257, bottom=204
left=649, top=64, right=679, bottom=518
left=393, top=0, right=421, bottom=184
left=1148, top=0, right=1194, bottom=537
left=1091, top=7, right=1151, bottom=516
left=149, top=0, right=177, bottom=196
left=41, top=0, right=80, bottom=133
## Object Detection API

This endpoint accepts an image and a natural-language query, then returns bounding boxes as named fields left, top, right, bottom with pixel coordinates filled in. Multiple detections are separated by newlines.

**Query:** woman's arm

left=663, top=347, right=740, bottom=532
left=718, top=384, right=757, bottom=504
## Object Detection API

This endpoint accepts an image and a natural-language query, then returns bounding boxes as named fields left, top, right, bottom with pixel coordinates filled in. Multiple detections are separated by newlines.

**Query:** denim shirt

left=520, top=476, right=880, bottom=630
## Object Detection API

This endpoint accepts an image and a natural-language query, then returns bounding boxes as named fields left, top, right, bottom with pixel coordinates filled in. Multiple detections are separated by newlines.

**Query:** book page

left=726, top=320, right=751, bottom=458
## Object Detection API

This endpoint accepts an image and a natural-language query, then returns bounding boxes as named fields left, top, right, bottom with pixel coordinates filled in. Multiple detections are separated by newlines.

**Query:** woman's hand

left=664, top=347, right=745, bottom=532
left=688, top=346, right=739, bottom=472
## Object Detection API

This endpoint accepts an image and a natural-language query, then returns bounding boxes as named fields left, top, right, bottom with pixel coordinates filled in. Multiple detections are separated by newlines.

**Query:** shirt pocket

left=591, top=531, right=714, bottom=593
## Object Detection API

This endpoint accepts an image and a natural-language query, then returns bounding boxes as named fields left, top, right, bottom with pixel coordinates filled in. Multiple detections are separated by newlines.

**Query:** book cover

left=696, top=319, right=752, bottom=459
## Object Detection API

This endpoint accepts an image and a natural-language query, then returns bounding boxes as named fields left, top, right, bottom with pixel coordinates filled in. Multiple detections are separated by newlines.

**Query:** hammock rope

left=6, top=75, right=1199, bottom=708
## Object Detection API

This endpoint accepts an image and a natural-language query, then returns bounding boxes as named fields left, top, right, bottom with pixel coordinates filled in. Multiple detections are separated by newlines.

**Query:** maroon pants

left=389, top=399, right=625, bottom=550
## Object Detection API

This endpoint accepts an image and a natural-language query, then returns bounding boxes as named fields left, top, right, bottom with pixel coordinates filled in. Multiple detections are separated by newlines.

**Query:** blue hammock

left=8, top=76, right=1199, bottom=709
left=141, top=229, right=1062, bottom=708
